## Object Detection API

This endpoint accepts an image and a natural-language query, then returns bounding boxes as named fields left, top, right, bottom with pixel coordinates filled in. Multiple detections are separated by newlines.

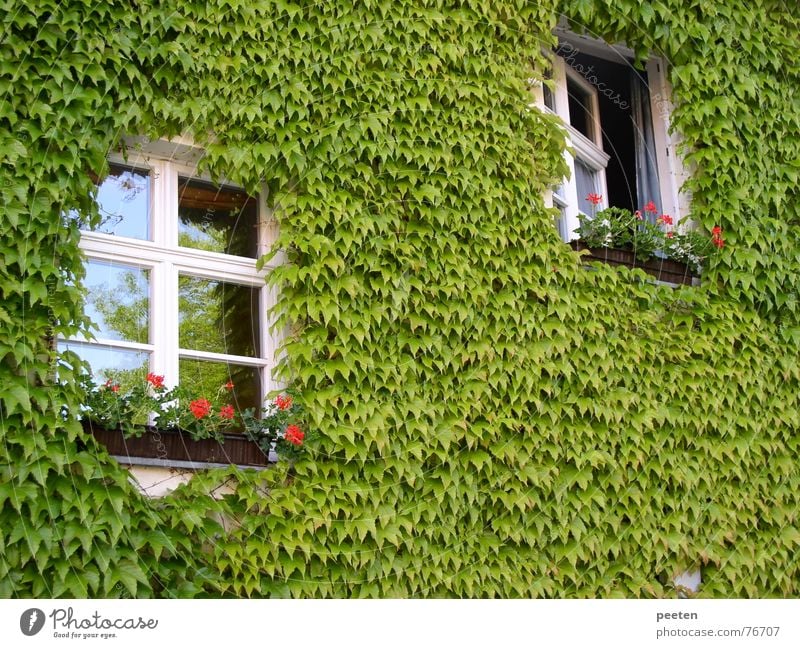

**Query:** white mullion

left=81, top=233, right=268, bottom=279
left=80, top=241, right=158, bottom=270
left=62, top=337, right=154, bottom=352
left=164, top=161, right=181, bottom=388
left=149, top=159, right=165, bottom=383
left=161, top=261, right=180, bottom=388
left=150, top=260, right=168, bottom=382
left=171, top=259, right=265, bottom=286
left=147, top=161, right=166, bottom=376
left=177, top=348, right=269, bottom=367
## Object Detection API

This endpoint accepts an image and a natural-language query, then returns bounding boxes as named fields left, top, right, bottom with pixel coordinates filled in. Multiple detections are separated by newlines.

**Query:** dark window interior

left=567, top=51, right=642, bottom=213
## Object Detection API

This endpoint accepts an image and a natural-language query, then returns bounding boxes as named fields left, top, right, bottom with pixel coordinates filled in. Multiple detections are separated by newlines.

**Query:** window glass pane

left=179, top=359, right=261, bottom=415
left=543, top=83, right=555, bottom=111
left=179, top=275, right=260, bottom=357
left=83, top=260, right=149, bottom=343
left=575, top=159, right=598, bottom=216
left=555, top=205, right=569, bottom=241
left=178, top=178, right=258, bottom=258
left=59, top=341, right=149, bottom=390
left=86, top=164, right=151, bottom=239
left=567, top=78, right=593, bottom=140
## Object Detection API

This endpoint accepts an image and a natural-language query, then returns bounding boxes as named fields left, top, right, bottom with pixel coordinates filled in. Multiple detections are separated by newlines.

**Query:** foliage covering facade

left=1, top=0, right=800, bottom=597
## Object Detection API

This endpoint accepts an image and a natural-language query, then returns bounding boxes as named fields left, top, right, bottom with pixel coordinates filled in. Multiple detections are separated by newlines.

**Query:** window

left=60, top=139, right=280, bottom=439
left=535, top=32, right=688, bottom=240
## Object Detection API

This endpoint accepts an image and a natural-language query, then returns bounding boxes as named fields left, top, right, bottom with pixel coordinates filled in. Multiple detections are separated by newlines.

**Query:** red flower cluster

left=104, top=379, right=120, bottom=393
left=666, top=231, right=674, bottom=239
left=284, top=424, right=304, bottom=446
left=189, top=398, right=212, bottom=419
left=644, top=201, right=658, bottom=213
left=224, top=381, right=235, bottom=391
left=712, top=226, right=724, bottom=248
left=146, top=373, right=165, bottom=389
left=275, top=394, right=293, bottom=411
left=634, top=210, right=643, bottom=220
left=219, top=405, right=235, bottom=420
left=586, top=193, right=603, bottom=205
left=657, top=214, right=674, bottom=225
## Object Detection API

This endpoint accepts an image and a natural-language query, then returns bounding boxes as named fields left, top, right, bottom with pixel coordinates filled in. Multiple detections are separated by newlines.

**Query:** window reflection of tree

left=177, top=181, right=261, bottom=417
left=90, top=270, right=148, bottom=344
left=87, top=165, right=150, bottom=232
left=178, top=276, right=261, bottom=414
left=177, top=180, right=258, bottom=258
left=86, top=269, right=150, bottom=396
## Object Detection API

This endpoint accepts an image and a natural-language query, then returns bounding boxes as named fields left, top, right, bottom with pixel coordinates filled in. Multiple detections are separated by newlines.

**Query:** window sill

left=83, top=420, right=273, bottom=469
left=570, top=241, right=697, bottom=286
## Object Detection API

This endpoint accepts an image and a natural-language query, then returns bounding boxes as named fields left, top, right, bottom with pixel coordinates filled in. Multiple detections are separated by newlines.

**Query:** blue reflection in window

left=91, top=164, right=151, bottom=239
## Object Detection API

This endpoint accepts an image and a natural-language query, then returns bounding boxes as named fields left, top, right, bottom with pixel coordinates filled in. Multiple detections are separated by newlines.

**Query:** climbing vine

left=1, top=0, right=799, bottom=598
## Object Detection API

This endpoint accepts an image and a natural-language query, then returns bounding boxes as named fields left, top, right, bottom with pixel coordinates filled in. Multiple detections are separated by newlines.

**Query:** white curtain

left=631, top=72, right=661, bottom=223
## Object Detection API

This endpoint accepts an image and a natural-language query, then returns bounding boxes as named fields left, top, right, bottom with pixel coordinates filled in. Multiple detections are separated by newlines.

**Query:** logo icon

left=20, top=608, right=45, bottom=636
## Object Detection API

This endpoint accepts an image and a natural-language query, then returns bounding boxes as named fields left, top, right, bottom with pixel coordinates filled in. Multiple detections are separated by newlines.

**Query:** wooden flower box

left=570, top=240, right=696, bottom=286
left=82, top=419, right=271, bottom=468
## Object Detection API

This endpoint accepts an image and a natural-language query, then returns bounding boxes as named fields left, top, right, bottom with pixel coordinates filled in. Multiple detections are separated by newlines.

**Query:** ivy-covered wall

left=2, top=0, right=799, bottom=597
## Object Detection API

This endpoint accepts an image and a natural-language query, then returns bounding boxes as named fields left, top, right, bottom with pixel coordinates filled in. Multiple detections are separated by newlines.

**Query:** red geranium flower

left=189, top=398, right=212, bottom=419
left=657, top=214, right=674, bottom=225
left=711, top=226, right=724, bottom=248
left=275, top=394, right=293, bottom=411
left=146, top=373, right=165, bottom=389
left=634, top=210, right=643, bottom=220
left=104, top=379, right=120, bottom=393
left=284, top=424, right=304, bottom=446
left=586, top=193, right=602, bottom=205
left=224, top=381, right=235, bottom=391
left=644, top=201, right=658, bottom=213
left=666, top=231, right=674, bottom=239
left=219, top=405, right=235, bottom=420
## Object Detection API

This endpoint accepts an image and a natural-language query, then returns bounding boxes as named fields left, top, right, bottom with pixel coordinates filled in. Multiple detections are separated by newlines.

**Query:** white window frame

left=535, top=33, right=689, bottom=241
left=61, top=139, right=282, bottom=400
left=537, top=56, right=610, bottom=240
left=645, top=57, right=691, bottom=221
